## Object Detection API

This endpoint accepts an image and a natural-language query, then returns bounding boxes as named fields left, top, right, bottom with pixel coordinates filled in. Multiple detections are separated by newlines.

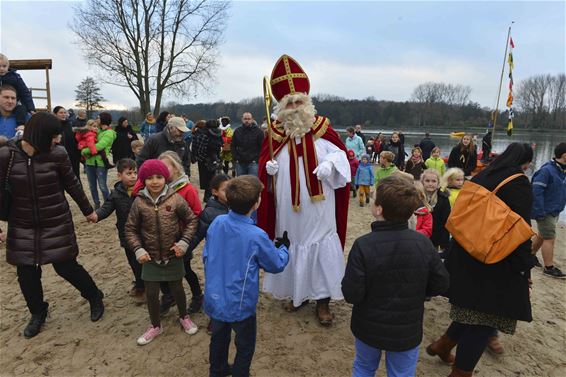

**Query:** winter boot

left=24, top=303, right=49, bottom=339
left=426, top=334, right=457, bottom=364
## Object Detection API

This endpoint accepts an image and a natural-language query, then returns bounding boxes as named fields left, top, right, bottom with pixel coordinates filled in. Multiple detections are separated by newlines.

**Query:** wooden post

left=45, top=65, right=52, bottom=112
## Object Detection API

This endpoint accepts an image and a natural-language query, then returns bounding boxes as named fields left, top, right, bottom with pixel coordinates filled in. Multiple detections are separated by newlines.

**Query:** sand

left=0, top=167, right=565, bottom=377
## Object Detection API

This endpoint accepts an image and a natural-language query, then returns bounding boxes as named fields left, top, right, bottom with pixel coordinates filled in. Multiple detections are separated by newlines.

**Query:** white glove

left=313, top=160, right=333, bottom=181
left=266, top=160, right=279, bottom=176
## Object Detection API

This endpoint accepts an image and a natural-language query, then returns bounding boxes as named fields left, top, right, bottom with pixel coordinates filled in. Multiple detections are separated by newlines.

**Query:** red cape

left=257, top=116, right=350, bottom=249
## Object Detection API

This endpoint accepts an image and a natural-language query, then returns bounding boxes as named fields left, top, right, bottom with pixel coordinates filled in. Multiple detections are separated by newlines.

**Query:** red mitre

left=270, top=55, right=310, bottom=102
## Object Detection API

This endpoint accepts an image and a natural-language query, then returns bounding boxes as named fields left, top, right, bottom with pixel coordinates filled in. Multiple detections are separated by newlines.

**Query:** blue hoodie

left=203, top=211, right=289, bottom=322
left=532, top=159, right=566, bottom=219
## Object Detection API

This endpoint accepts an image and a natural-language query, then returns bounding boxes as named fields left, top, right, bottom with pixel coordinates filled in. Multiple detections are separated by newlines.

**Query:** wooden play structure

left=8, top=59, right=53, bottom=112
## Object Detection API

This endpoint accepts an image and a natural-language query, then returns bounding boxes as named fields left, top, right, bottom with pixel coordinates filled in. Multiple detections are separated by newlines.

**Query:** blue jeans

left=209, top=315, right=256, bottom=377
left=235, top=162, right=258, bottom=177
left=353, top=338, right=419, bottom=377
left=85, top=165, right=109, bottom=207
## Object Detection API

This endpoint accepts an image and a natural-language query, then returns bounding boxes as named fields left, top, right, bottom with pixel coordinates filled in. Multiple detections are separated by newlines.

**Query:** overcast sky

left=1, top=1, right=564, bottom=111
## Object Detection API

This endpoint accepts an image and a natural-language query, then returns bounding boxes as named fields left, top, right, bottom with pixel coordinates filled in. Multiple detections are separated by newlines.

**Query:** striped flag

left=506, top=35, right=515, bottom=136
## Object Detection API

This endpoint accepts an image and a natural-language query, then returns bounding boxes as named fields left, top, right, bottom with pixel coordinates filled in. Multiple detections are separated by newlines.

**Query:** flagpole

left=491, top=22, right=514, bottom=149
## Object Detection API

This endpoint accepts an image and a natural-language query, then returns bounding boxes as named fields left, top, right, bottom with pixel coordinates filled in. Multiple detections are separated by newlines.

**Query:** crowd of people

left=1, top=53, right=565, bottom=377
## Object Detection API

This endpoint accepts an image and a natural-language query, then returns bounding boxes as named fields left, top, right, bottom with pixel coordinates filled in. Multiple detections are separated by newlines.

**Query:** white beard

left=275, top=94, right=317, bottom=139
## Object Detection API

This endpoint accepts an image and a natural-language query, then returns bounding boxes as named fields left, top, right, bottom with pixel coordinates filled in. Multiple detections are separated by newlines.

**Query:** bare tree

left=71, top=0, right=230, bottom=116
left=75, top=77, right=106, bottom=118
left=411, top=82, right=471, bottom=105
left=515, top=74, right=566, bottom=129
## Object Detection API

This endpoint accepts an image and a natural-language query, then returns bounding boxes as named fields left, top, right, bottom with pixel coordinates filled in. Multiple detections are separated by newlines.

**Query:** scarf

left=286, top=132, right=325, bottom=211
left=426, top=190, right=439, bottom=209
left=410, top=154, right=423, bottom=164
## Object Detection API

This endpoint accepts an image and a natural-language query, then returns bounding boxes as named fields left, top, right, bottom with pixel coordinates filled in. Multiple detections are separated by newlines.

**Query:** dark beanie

left=138, top=159, right=170, bottom=183
left=554, top=143, right=566, bottom=159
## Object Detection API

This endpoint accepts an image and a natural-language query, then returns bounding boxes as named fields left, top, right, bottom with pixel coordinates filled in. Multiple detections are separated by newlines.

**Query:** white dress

left=262, top=137, right=351, bottom=306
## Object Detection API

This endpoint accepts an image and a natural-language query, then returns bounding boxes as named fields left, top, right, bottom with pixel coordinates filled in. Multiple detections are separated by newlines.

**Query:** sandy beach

left=0, top=167, right=565, bottom=377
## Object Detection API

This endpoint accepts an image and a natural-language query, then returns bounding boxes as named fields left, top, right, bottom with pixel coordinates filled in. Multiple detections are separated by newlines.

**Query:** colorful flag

left=507, top=119, right=513, bottom=136
left=506, top=92, right=513, bottom=108
left=508, top=52, right=514, bottom=71
left=510, top=37, right=515, bottom=48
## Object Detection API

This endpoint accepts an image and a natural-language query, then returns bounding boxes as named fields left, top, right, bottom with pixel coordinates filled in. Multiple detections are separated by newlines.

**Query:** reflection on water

left=338, top=129, right=565, bottom=221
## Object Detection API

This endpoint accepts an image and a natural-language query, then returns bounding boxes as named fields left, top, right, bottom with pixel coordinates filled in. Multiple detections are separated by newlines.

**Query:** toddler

left=442, top=168, right=465, bottom=207
left=425, top=146, right=446, bottom=176
left=355, top=154, right=374, bottom=207
left=0, top=54, right=35, bottom=127
left=124, top=159, right=199, bottom=345
left=75, top=119, right=98, bottom=158
left=342, top=175, right=449, bottom=377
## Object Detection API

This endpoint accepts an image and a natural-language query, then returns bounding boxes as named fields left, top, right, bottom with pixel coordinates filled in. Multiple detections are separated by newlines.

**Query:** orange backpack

left=445, top=173, right=535, bottom=264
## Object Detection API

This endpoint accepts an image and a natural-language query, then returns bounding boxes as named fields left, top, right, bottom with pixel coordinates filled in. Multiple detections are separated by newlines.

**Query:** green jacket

left=374, top=165, right=398, bottom=186
left=425, top=157, right=446, bottom=176
left=82, top=128, right=117, bottom=167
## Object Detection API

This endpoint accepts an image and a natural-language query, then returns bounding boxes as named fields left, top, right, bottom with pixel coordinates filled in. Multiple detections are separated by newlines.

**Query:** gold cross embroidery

left=271, top=56, right=308, bottom=93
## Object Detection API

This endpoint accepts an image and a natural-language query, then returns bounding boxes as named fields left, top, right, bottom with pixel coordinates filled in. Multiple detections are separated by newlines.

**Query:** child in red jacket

left=348, top=149, right=360, bottom=198
left=412, top=181, right=433, bottom=238
left=75, top=119, right=98, bottom=156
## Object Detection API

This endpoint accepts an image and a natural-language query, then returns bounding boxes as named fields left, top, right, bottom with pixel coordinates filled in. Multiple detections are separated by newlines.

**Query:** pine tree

left=75, top=77, right=105, bottom=118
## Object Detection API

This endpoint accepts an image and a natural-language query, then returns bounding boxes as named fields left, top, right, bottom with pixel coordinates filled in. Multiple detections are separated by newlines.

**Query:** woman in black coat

left=0, top=113, right=104, bottom=339
left=192, top=119, right=223, bottom=202
left=111, top=116, right=139, bottom=163
left=427, top=143, right=535, bottom=376
left=447, top=134, right=477, bottom=176
left=155, top=111, right=171, bottom=133
left=384, top=131, right=406, bottom=170
left=53, top=106, right=82, bottom=182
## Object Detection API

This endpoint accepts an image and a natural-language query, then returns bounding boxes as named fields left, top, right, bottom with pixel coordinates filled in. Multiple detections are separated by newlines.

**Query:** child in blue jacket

left=204, top=175, right=289, bottom=377
left=355, top=154, right=375, bottom=207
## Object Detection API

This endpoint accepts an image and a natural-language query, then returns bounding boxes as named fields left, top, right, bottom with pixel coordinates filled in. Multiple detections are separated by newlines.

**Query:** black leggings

left=17, top=259, right=99, bottom=315
left=160, top=259, right=202, bottom=298
left=446, top=321, right=495, bottom=372
left=145, top=280, right=186, bottom=327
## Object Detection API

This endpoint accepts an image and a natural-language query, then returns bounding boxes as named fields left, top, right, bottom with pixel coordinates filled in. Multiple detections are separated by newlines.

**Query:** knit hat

left=361, top=154, right=370, bottom=161
left=138, top=159, right=170, bottom=183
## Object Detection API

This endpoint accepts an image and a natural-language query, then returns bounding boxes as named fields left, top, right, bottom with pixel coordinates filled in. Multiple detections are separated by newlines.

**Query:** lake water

left=337, top=128, right=565, bottom=222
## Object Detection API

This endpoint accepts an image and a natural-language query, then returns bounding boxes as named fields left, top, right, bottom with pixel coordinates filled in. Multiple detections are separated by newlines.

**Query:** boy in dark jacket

left=0, top=54, right=36, bottom=127
left=91, top=158, right=144, bottom=301
left=342, top=175, right=449, bottom=377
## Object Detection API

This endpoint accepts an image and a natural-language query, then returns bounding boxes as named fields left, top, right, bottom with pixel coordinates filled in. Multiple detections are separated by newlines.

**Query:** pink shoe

left=179, top=315, right=198, bottom=335
left=137, top=325, right=163, bottom=345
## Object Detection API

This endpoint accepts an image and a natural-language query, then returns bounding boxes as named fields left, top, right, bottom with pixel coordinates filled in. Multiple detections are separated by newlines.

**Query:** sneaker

left=188, top=295, right=203, bottom=314
left=179, top=315, right=198, bottom=335
left=137, top=325, right=163, bottom=345
left=543, top=266, right=566, bottom=279
left=533, top=257, right=542, bottom=268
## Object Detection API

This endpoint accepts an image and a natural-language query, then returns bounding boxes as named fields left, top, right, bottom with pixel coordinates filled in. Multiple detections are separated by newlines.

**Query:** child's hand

left=138, top=253, right=151, bottom=264
left=171, top=243, right=185, bottom=257
left=86, top=212, right=98, bottom=223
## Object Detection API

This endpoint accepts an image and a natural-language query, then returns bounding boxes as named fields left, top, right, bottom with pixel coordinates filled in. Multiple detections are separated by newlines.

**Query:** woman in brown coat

left=0, top=113, right=104, bottom=339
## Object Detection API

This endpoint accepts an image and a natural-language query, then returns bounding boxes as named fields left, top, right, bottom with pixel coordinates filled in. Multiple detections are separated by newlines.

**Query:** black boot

left=89, top=290, right=105, bottom=322
left=24, top=303, right=49, bottom=339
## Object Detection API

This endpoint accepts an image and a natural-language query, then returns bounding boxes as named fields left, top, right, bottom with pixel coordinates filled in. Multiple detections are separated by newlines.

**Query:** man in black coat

left=136, top=117, right=190, bottom=173
left=418, top=132, right=436, bottom=161
left=231, top=112, right=263, bottom=176
left=342, top=175, right=449, bottom=376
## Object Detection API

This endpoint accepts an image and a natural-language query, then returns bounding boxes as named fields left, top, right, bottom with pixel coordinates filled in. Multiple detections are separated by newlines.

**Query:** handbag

left=446, top=173, right=535, bottom=264
left=0, top=150, right=15, bottom=221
